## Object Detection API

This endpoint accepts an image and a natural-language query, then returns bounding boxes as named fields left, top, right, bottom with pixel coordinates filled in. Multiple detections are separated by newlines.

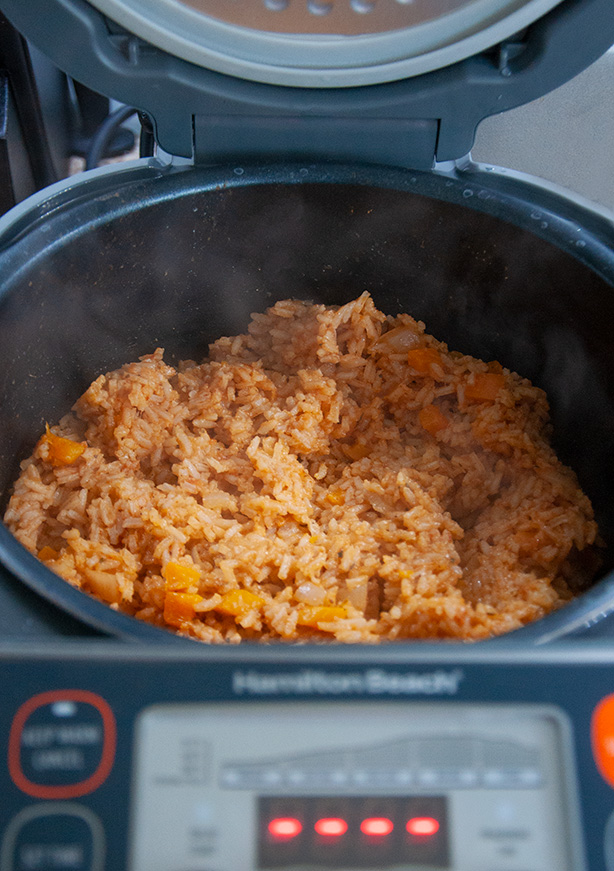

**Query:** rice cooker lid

left=62, top=0, right=570, bottom=88
left=1, top=0, right=613, bottom=166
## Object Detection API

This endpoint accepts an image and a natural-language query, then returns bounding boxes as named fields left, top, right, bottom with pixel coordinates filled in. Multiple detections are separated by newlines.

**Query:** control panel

left=130, top=702, right=575, bottom=870
left=1, top=643, right=614, bottom=870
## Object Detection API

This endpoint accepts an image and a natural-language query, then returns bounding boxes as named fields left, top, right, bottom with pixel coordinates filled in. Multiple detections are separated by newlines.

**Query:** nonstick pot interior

left=0, top=163, right=613, bottom=642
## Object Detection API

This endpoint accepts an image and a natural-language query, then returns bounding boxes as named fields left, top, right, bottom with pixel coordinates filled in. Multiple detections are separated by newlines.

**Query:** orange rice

left=3, top=293, right=599, bottom=642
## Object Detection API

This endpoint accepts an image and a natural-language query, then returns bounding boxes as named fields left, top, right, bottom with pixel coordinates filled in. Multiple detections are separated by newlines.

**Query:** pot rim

left=0, top=159, right=612, bottom=646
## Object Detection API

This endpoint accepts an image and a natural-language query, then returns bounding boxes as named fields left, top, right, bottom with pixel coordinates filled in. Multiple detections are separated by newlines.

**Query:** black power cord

left=84, top=104, right=137, bottom=171
left=138, top=111, right=155, bottom=158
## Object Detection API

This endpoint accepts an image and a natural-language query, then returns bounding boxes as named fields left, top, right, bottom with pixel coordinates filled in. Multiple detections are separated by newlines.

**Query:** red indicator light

left=268, top=818, right=303, bottom=839
left=360, top=817, right=394, bottom=836
left=314, top=818, right=348, bottom=837
left=406, top=817, right=440, bottom=837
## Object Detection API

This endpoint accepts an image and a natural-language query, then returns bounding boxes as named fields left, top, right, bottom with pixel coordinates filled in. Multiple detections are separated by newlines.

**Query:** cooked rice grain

left=4, top=293, right=599, bottom=642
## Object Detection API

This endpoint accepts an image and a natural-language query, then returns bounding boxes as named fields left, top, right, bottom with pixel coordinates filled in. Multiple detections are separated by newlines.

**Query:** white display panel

left=129, top=702, right=582, bottom=871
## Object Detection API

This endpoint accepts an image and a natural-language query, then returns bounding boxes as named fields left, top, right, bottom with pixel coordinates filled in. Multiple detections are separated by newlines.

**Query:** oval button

left=1, top=803, right=105, bottom=871
left=592, top=694, right=614, bottom=788
left=8, top=690, right=116, bottom=800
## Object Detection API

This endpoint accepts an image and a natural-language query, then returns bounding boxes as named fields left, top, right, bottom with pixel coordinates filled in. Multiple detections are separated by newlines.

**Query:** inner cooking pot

left=0, top=161, right=613, bottom=644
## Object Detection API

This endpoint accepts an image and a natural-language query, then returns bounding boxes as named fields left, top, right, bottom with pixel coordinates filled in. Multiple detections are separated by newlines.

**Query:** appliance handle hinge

left=192, top=114, right=439, bottom=171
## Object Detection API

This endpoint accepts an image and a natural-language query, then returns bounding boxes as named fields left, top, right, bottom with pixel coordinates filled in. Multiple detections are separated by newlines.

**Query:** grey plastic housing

left=1, top=0, right=614, bottom=169
left=81, top=0, right=566, bottom=88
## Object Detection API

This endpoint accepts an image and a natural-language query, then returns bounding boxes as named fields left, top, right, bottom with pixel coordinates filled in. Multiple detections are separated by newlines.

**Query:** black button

left=605, top=808, right=614, bottom=871
left=1, top=804, right=104, bottom=871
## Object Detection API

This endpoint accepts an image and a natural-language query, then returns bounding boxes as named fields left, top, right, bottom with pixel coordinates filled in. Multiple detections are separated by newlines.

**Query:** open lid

left=76, top=0, right=568, bottom=87
left=1, top=0, right=614, bottom=167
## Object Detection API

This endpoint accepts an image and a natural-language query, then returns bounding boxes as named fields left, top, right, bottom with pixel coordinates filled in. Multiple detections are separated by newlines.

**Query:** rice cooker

left=1, top=1, right=614, bottom=868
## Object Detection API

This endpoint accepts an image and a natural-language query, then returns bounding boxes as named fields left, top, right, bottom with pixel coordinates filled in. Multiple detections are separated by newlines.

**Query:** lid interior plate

left=84, top=0, right=565, bottom=86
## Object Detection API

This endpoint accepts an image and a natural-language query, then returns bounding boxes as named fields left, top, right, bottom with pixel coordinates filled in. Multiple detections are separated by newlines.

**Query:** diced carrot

left=465, top=372, right=506, bottom=401
left=163, top=591, right=203, bottom=627
left=297, top=606, right=347, bottom=629
left=43, top=424, right=86, bottom=466
left=216, top=589, right=265, bottom=618
left=407, top=347, right=444, bottom=376
left=38, top=546, right=59, bottom=561
left=325, top=490, right=345, bottom=506
left=343, top=442, right=370, bottom=461
left=418, top=404, right=448, bottom=436
left=162, top=561, right=201, bottom=591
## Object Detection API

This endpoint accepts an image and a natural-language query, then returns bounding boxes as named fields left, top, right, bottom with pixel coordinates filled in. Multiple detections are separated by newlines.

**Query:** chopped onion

left=84, top=569, right=120, bottom=604
left=374, top=326, right=421, bottom=353
left=295, top=582, right=326, bottom=605
left=346, top=576, right=368, bottom=611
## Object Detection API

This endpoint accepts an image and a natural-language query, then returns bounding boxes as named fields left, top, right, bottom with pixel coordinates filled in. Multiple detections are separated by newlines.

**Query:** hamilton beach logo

left=232, top=668, right=464, bottom=696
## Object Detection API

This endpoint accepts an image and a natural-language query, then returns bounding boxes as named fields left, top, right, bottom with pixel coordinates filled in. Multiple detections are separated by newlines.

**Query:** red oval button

left=360, top=818, right=394, bottom=837
left=8, top=690, right=116, bottom=799
left=268, top=818, right=302, bottom=840
left=314, top=818, right=348, bottom=837
left=592, top=694, right=614, bottom=788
